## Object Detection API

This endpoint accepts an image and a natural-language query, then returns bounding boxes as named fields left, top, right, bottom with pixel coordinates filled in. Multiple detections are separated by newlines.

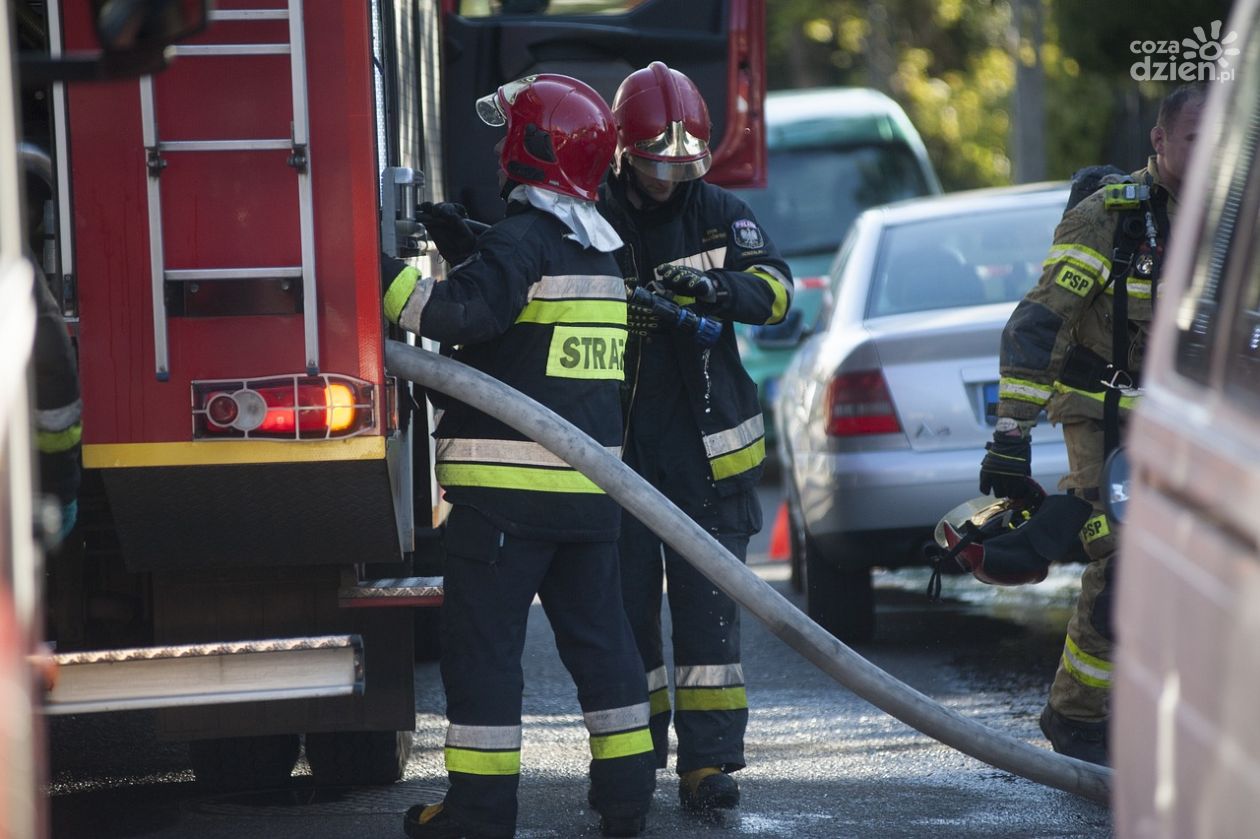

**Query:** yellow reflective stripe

left=84, top=437, right=386, bottom=468
left=675, top=686, right=748, bottom=712
left=383, top=266, right=419, bottom=324
left=37, top=422, right=82, bottom=454
left=589, top=728, right=654, bottom=760
left=1052, top=382, right=1140, bottom=410
left=444, top=746, right=521, bottom=776
left=709, top=438, right=765, bottom=481
left=1080, top=514, right=1111, bottom=544
left=1105, top=278, right=1152, bottom=299
left=999, top=377, right=1053, bottom=405
left=436, top=463, right=604, bottom=493
left=1045, top=244, right=1110, bottom=279
left=516, top=299, right=627, bottom=326
left=749, top=269, right=789, bottom=324
left=546, top=326, right=626, bottom=380
left=1062, top=635, right=1111, bottom=689
left=648, top=687, right=671, bottom=716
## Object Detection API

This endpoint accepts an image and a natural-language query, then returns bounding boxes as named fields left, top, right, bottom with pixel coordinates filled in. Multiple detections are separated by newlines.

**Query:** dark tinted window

left=735, top=145, right=930, bottom=259
left=867, top=201, right=1063, bottom=317
left=1223, top=208, right=1260, bottom=404
left=1175, top=29, right=1260, bottom=384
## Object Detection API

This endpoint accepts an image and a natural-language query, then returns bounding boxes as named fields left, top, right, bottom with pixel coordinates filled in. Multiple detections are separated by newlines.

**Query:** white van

left=1111, top=0, right=1260, bottom=833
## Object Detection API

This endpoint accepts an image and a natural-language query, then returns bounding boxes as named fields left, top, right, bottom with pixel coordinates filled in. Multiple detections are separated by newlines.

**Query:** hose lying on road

left=385, top=340, right=1111, bottom=805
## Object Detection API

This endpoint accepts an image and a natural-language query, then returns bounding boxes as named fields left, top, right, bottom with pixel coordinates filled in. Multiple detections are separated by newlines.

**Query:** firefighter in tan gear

left=979, top=84, right=1205, bottom=765
left=385, top=75, right=655, bottom=838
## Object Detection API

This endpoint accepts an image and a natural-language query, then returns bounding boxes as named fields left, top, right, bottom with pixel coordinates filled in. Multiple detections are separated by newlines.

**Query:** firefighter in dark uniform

left=598, top=62, right=793, bottom=812
left=980, top=84, right=1205, bottom=765
left=384, top=74, right=655, bottom=839
left=33, top=263, right=81, bottom=544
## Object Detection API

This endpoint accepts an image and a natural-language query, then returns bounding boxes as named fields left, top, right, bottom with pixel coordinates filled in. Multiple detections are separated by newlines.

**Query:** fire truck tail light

left=192, top=375, right=375, bottom=440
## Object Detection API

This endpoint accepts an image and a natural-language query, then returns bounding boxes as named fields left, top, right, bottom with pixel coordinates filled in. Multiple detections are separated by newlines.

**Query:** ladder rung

left=166, top=267, right=302, bottom=282
left=339, top=576, right=445, bottom=609
left=160, top=139, right=293, bottom=153
left=172, top=44, right=291, bottom=57
left=211, top=10, right=290, bottom=21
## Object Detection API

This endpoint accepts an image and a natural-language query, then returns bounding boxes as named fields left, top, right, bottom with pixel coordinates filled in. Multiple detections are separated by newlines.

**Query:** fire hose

left=385, top=339, right=1111, bottom=804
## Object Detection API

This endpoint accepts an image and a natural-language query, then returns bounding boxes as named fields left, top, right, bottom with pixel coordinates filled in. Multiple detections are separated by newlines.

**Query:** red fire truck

left=22, top=0, right=767, bottom=790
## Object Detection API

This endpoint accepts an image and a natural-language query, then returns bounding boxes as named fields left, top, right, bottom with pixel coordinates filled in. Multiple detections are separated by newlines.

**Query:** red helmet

left=612, top=61, right=712, bottom=183
left=931, top=481, right=1093, bottom=586
left=475, top=74, right=615, bottom=202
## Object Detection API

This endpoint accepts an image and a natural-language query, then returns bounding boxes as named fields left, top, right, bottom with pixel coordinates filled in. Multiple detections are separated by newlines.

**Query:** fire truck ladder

left=140, top=3, right=318, bottom=381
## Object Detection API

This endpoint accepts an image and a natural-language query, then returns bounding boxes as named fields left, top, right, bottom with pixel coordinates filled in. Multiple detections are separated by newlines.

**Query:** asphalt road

left=49, top=534, right=1112, bottom=838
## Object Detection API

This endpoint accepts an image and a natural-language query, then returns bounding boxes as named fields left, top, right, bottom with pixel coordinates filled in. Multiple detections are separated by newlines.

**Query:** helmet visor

left=634, top=120, right=709, bottom=160
left=476, top=93, right=507, bottom=127
left=475, top=76, right=539, bottom=127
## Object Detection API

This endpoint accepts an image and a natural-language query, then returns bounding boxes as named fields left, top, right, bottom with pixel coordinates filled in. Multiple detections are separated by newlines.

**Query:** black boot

left=403, top=802, right=492, bottom=839
left=1039, top=705, right=1109, bottom=766
left=678, top=767, right=740, bottom=812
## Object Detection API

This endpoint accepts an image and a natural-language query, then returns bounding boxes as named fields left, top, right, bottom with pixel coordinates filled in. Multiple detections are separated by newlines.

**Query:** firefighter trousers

left=1050, top=419, right=1117, bottom=722
left=439, top=505, right=656, bottom=837
left=618, top=506, right=752, bottom=775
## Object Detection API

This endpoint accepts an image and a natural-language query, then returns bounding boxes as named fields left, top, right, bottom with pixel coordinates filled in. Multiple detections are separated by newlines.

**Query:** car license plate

left=983, top=382, right=999, bottom=425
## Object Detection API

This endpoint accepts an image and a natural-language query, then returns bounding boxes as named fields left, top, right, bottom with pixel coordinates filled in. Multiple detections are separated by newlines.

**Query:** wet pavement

left=49, top=558, right=1112, bottom=838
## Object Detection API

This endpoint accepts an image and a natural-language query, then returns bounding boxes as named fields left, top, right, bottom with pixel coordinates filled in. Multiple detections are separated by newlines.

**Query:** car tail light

left=192, top=374, right=375, bottom=440
left=824, top=370, right=901, bottom=436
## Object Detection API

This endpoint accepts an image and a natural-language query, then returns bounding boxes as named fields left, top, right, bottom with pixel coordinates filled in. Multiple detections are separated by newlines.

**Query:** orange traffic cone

left=769, top=501, right=790, bottom=562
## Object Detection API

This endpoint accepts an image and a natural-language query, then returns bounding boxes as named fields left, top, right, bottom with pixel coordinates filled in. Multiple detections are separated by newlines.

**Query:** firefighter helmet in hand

left=475, top=74, right=616, bottom=201
left=933, top=480, right=1093, bottom=586
left=612, top=61, right=712, bottom=183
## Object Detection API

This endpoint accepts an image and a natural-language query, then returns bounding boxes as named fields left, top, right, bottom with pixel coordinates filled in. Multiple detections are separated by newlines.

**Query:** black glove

left=656, top=264, right=720, bottom=303
left=627, top=287, right=663, bottom=336
left=417, top=201, right=477, bottom=265
left=979, top=422, right=1033, bottom=498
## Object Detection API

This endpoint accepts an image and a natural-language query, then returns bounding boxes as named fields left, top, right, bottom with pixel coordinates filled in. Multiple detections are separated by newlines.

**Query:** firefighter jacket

left=997, top=157, right=1175, bottom=426
left=383, top=203, right=627, bottom=542
left=32, top=264, right=81, bottom=510
left=598, top=174, right=793, bottom=495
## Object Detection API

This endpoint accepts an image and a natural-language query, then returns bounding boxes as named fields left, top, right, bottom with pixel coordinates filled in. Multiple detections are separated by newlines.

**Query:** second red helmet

left=476, top=74, right=616, bottom=202
left=612, top=61, right=712, bottom=183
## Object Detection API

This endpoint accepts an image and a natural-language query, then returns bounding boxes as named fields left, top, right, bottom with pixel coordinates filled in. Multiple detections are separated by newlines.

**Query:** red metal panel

left=67, top=2, right=385, bottom=447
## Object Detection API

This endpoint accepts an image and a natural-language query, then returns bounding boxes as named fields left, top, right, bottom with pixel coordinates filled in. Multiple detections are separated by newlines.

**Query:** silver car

left=775, top=183, right=1073, bottom=642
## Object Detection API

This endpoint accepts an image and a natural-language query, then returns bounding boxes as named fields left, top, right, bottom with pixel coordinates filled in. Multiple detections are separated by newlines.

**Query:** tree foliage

left=767, top=0, right=1235, bottom=191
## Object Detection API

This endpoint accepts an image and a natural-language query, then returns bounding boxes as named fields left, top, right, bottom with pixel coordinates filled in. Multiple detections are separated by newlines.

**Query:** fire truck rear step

left=42, top=634, right=362, bottom=716
left=141, top=1, right=318, bottom=380
left=339, top=576, right=444, bottom=608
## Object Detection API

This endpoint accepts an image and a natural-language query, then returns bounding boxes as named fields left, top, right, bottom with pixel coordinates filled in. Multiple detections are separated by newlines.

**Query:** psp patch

left=731, top=219, right=764, bottom=250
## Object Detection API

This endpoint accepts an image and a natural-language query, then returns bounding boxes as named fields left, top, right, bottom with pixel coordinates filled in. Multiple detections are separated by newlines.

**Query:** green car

left=733, top=88, right=942, bottom=446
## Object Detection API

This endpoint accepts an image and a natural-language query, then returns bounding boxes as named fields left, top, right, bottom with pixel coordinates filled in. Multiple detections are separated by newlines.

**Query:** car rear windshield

left=735, top=144, right=931, bottom=258
left=867, top=201, right=1064, bottom=318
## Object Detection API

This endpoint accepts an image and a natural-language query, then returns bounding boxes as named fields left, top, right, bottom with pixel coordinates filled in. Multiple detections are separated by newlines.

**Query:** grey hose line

left=385, top=340, right=1111, bottom=804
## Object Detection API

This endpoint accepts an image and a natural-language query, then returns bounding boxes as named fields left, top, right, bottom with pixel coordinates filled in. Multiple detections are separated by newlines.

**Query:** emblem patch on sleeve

left=731, top=219, right=764, bottom=249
